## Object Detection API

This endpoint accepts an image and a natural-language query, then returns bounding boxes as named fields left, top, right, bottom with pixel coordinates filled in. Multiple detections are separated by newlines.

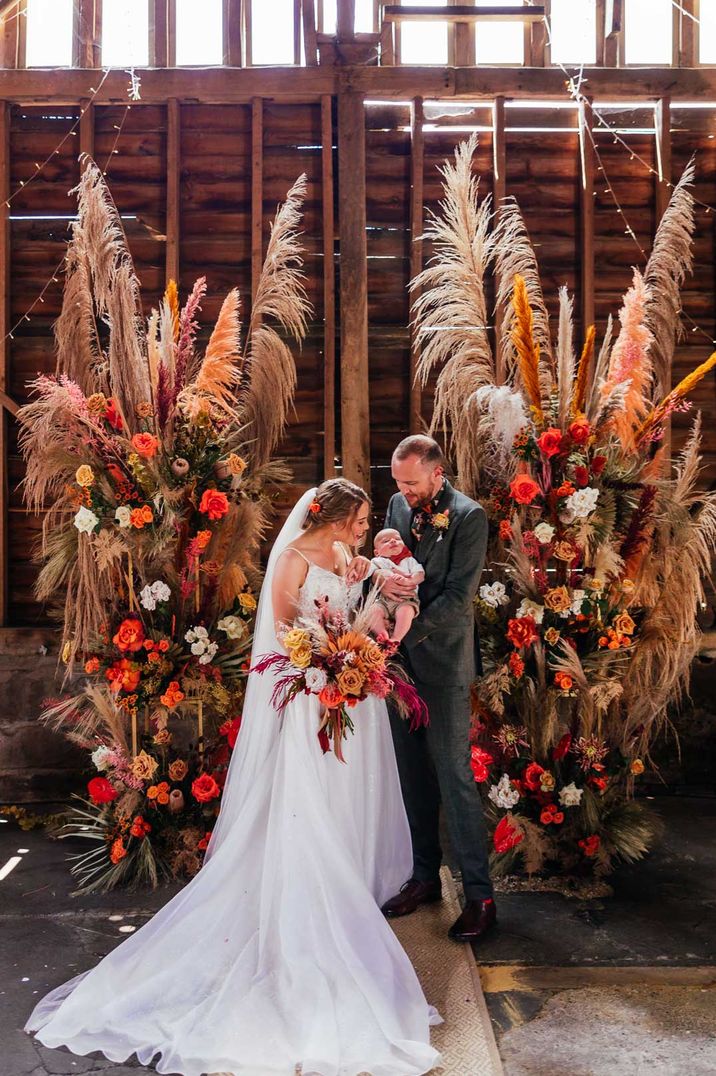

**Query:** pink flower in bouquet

left=493, top=815, right=524, bottom=853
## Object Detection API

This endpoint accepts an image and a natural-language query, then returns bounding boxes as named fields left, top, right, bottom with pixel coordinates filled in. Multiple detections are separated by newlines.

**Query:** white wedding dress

left=25, top=489, right=441, bottom=1076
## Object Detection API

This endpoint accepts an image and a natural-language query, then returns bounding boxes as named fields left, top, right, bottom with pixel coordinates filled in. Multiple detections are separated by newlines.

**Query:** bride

left=25, top=478, right=441, bottom=1076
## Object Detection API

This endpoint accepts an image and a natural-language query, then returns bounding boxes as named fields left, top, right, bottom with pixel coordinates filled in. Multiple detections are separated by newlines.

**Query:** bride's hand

left=345, top=555, right=372, bottom=584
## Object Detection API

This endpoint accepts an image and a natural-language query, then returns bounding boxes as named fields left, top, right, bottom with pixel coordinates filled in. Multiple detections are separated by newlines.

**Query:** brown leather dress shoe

left=448, top=899, right=497, bottom=942
left=381, top=878, right=442, bottom=918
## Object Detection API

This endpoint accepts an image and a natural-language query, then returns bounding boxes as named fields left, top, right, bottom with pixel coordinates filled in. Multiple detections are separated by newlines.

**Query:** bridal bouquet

left=255, top=603, right=428, bottom=762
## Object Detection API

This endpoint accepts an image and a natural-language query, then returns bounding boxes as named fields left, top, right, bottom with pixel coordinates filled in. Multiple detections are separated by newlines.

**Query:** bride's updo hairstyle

left=302, top=478, right=369, bottom=532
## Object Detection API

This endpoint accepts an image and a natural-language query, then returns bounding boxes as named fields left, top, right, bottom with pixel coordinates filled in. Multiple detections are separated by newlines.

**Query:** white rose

left=570, top=589, right=587, bottom=614
left=564, top=486, right=600, bottom=520
left=91, top=745, right=112, bottom=771
left=115, top=505, right=131, bottom=528
left=198, top=641, right=218, bottom=665
left=217, top=615, right=246, bottom=640
left=139, top=584, right=157, bottom=611
left=190, top=641, right=205, bottom=656
left=73, top=506, right=99, bottom=534
left=533, top=522, right=555, bottom=544
left=305, top=667, right=328, bottom=692
left=479, top=581, right=509, bottom=608
left=516, top=598, right=545, bottom=624
left=488, top=773, right=521, bottom=810
left=558, top=782, right=583, bottom=808
left=150, top=580, right=171, bottom=603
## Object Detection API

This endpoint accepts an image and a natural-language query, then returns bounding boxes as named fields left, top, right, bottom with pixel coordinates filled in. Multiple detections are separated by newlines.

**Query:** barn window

left=624, top=0, right=673, bottom=64
left=400, top=0, right=449, bottom=66
left=251, top=0, right=295, bottom=63
left=549, top=0, right=597, bottom=65
left=474, top=0, right=524, bottom=65
left=176, top=0, right=224, bottom=65
left=355, top=0, right=377, bottom=33
left=25, top=0, right=73, bottom=67
left=701, top=0, right=716, bottom=64
left=102, top=0, right=150, bottom=67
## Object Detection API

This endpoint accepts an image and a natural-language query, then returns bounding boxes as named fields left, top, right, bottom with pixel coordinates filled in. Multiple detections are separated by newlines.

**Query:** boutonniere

left=431, top=509, right=450, bottom=541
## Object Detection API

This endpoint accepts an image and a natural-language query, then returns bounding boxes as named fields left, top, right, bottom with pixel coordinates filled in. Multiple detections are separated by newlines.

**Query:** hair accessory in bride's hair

left=309, top=500, right=321, bottom=514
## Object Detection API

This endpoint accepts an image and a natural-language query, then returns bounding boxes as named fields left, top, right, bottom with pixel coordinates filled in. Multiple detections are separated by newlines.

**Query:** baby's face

left=375, top=530, right=405, bottom=557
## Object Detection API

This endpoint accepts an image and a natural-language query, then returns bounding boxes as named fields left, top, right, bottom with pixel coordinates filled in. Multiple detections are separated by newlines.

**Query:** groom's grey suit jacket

left=385, top=481, right=488, bottom=688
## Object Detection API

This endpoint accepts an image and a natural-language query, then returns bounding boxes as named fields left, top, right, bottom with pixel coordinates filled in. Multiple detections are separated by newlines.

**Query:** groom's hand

left=345, top=555, right=373, bottom=584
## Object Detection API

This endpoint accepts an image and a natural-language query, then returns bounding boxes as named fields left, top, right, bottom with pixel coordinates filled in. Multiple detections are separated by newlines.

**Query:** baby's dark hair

left=302, top=478, right=370, bottom=530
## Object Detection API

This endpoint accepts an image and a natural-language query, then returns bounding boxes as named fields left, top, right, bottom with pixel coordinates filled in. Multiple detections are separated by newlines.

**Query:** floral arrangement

left=413, top=137, right=716, bottom=878
left=255, top=601, right=429, bottom=762
left=18, top=162, right=309, bottom=892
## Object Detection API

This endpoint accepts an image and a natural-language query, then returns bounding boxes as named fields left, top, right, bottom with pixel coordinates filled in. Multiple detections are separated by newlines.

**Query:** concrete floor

left=1, top=795, right=715, bottom=1076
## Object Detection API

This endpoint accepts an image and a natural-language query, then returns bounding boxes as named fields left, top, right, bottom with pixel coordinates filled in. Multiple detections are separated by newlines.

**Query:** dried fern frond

left=572, top=324, right=595, bottom=417
left=511, top=274, right=546, bottom=426
left=240, top=175, right=310, bottom=468
left=493, top=197, right=554, bottom=387
left=586, top=315, right=613, bottom=422
left=556, top=286, right=575, bottom=429
left=643, top=158, right=695, bottom=400
left=636, top=349, right=716, bottom=445
left=179, top=288, right=241, bottom=419
left=411, top=135, right=495, bottom=493
left=54, top=247, right=102, bottom=396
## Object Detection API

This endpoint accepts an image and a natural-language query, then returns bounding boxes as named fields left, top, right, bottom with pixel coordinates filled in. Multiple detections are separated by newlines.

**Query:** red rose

left=588, top=774, right=609, bottom=793
left=191, top=773, right=221, bottom=803
left=87, top=776, right=118, bottom=804
left=591, top=455, right=607, bottom=476
left=524, top=762, right=545, bottom=791
left=218, top=714, right=242, bottom=749
left=509, top=475, right=541, bottom=506
left=129, top=815, right=152, bottom=838
left=506, top=616, right=539, bottom=650
left=199, top=488, right=230, bottom=521
left=113, top=617, right=145, bottom=653
left=536, top=427, right=564, bottom=459
left=578, top=834, right=601, bottom=857
left=104, top=398, right=123, bottom=431
left=540, top=807, right=555, bottom=825
left=574, top=465, right=590, bottom=488
left=470, top=746, right=494, bottom=783
left=552, top=733, right=572, bottom=761
left=555, top=481, right=576, bottom=498
left=568, top=417, right=591, bottom=446
left=493, top=815, right=524, bottom=854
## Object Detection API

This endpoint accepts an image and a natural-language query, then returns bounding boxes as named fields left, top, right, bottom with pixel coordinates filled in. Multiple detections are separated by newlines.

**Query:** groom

left=377, top=435, right=495, bottom=942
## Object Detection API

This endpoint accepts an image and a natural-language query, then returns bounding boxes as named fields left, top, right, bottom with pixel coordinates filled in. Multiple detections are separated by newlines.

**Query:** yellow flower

left=432, top=511, right=450, bottom=530
left=540, top=771, right=556, bottom=792
left=87, top=392, right=108, bottom=415
left=586, top=577, right=604, bottom=592
left=630, top=758, right=645, bottom=776
left=544, top=627, right=561, bottom=646
left=289, top=643, right=313, bottom=669
left=544, top=586, right=572, bottom=613
left=621, top=578, right=635, bottom=593
left=337, top=667, right=365, bottom=697
left=614, top=611, right=636, bottom=636
left=238, top=592, right=257, bottom=612
left=153, top=728, right=172, bottom=746
left=283, top=627, right=310, bottom=650
left=360, top=641, right=385, bottom=671
left=168, top=758, right=188, bottom=782
left=75, top=465, right=95, bottom=488
left=552, top=541, right=576, bottom=563
left=227, top=453, right=247, bottom=476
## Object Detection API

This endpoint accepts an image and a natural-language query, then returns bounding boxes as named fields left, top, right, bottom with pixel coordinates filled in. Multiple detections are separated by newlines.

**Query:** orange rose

left=509, top=475, right=541, bottom=506
left=552, top=541, right=576, bottom=563
left=130, top=432, right=159, bottom=458
left=613, top=611, right=636, bottom=636
left=194, top=529, right=212, bottom=551
left=337, top=667, right=365, bottom=697
left=191, top=773, right=221, bottom=803
left=499, top=519, right=513, bottom=542
left=506, top=616, right=539, bottom=650
left=160, top=680, right=185, bottom=709
left=130, top=815, right=152, bottom=838
left=554, top=671, right=573, bottom=691
left=544, top=586, right=572, bottom=613
left=84, top=656, right=100, bottom=674
left=555, top=481, right=576, bottom=498
left=630, top=758, right=645, bottom=776
left=536, top=427, right=564, bottom=459
left=199, top=489, right=230, bottom=521
left=508, top=651, right=525, bottom=678
left=168, top=759, right=189, bottom=782
left=318, top=683, right=345, bottom=709
left=109, top=837, right=127, bottom=864
left=130, top=505, right=154, bottom=528
left=113, top=616, right=145, bottom=653
left=158, top=639, right=170, bottom=653
left=106, top=659, right=141, bottom=694
left=568, top=416, right=591, bottom=445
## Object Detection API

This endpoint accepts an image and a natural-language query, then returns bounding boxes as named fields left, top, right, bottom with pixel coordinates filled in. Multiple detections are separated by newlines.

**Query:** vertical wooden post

left=223, top=0, right=243, bottom=66
left=654, top=96, right=672, bottom=223
left=0, top=101, right=9, bottom=625
left=527, top=0, right=548, bottom=65
left=321, top=95, right=336, bottom=478
left=79, top=98, right=95, bottom=175
left=679, top=0, right=697, bottom=67
left=293, top=0, right=302, bottom=64
left=251, top=96, right=263, bottom=304
left=150, top=0, right=170, bottom=66
left=0, top=3, right=21, bottom=68
left=337, top=85, right=370, bottom=490
left=337, top=0, right=355, bottom=38
left=166, top=98, right=181, bottom=285
left=409, top=96, right=424, bottom=434
left=379, top=19, right=395, bottom=65
left=452, top=0, right=475, bottom=67
left=595, top=0, right=606, bottom=65
left=74, top=0, right=102, bottom=68
left=167, top=0, right=177, bottom=66
left=603, top=0, right=622, bottom=66
left=578, top=97, right=596, bottom=337
left=301, top=0, right=318, bottom=65
left=492, top=95, right=507, bottom=385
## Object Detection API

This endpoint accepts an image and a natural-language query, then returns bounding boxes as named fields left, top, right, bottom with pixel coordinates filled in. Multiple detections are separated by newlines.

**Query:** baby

left=368, top=528, right=425, bottom=644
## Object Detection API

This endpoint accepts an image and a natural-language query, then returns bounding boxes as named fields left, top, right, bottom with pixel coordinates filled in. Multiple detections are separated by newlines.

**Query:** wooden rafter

left=382, top=4, right=544, bottom=23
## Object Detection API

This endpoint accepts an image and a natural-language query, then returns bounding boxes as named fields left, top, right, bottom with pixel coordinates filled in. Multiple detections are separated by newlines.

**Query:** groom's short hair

left=393, top=435, right=446, bottom=469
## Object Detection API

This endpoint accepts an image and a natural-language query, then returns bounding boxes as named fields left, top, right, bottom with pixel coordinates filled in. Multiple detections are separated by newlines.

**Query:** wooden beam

left=167, top=0, right=177, bottom=67
left=337, top=0, right=355, bottom=38
left=301, top=0, right=318, bottom=65
left=337, top=85, right=370, bottom=490
left=294, top=0, right=302, bottom=65
left=492, top=94, right=507, bottom=385
left=527, top=0, right=548, bottom=66
left=79, top=97, right=94, bottom=162
left=74, top=0, right=102, bottom=69
left=603, top=0, right=622, bottom=65
left=409, top=96, right=424, bottom=434
left=379, top=18, right=395, bottom=64
left=578, top=97, right=596, bottom=336
left=321, top=94, right=336, bottom=479
left=0, top=1, right=21, bottom=18
left=166, top=98, right=180, bottom=285
left=0, top=7, right=20, bottom=69
left=595, top=0, right=606, bottom=65
left=679, top=0, right=697, bottom=67
left=383, top=4, right=545, bottom=23
left=654, top=96, right=672, bottom=222
left=251, top=96, right=263, bottom=303
left=222, top=0, right=243, bottom=66
left=0, top=101, right=9, bottom=625
left=150, top=0, right=170, bottom=67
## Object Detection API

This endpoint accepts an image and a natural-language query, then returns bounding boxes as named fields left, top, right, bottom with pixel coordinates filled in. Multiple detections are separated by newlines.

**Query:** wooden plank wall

left=4, top=98, right=716, bottom=624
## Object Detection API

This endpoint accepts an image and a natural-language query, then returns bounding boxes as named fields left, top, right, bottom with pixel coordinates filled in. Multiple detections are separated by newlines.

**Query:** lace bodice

left=296, top=562, right=363, bottom=620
